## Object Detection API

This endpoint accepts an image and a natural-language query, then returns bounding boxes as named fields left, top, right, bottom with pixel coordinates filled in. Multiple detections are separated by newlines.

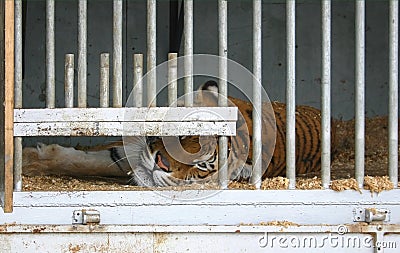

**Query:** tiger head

left=122, top=80, right=252, bottom=187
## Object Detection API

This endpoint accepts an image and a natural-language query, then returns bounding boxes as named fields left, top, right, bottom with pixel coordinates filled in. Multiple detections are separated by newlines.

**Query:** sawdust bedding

left=22, top=116, right=398, bottom=192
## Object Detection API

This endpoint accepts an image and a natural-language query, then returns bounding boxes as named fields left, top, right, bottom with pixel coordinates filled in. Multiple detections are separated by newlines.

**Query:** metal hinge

left=353, top=208, right=390, bottom=223
left=72, top=209, right=100, bottom=225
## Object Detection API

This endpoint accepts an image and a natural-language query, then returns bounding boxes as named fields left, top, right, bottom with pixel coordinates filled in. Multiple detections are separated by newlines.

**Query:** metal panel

left=321, top=0, right=331, bottom=189
left=14, top=121, right=236, bottom=137
left=14, top=107, right=237, bottom=122
left=286, top=0, right=296, bottom=189
left=355, top=0, right=365, bottom=188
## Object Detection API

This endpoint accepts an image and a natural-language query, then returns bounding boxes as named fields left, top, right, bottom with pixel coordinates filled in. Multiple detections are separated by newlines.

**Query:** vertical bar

left=14, top=0, right=22, bottom=191
left=133, top=54, right=143, bottom=107
left=355, top=0, right=365, bottom=188
left=78, top=0, right=87, bottom=108
left=389, top=0, right=398, bottom=187
left=218, top=0, right=229, bottom=189
left=184, top=0, right=193, bottom=106
left=100, top=53, right=110, bottom=108
left=46, top=0, right=55, bottom=108
left=286, top=0, right=296, bottom=189
left=3, top=0, right=15, bottom=212
left=321, top=0, right=331, bottom=189
left=168, top=53, right=178, bottom=106
left=113, top=0, right=123, bottom=108
left=250, top=0, right=262, bottom=189
left=147, top=0, right=157, bottom=107
left=64, top=54, right=74, bottom=108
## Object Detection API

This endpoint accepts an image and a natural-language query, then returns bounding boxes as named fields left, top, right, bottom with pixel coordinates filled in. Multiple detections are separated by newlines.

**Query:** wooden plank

left=14, top=121, right=236, bottom=137
left=14, top=107, right=237, bottom=123
left=2, top=0, right=14, bottom=213
left=0, top=0, right=5, bottom=210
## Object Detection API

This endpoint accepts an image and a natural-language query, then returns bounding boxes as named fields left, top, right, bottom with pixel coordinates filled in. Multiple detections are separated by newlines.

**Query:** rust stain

left=68, top=244, right=82, bottom=253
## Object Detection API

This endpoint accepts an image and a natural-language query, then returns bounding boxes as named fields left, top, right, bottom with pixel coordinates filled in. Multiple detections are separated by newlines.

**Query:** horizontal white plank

left=14, top=121, right=236, bottom=136
left=14, top=107, right=237, bottom=122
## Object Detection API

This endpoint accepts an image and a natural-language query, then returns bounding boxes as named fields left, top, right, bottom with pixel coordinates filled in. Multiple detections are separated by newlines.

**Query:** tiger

left=22, top=80, right=334, bottom=187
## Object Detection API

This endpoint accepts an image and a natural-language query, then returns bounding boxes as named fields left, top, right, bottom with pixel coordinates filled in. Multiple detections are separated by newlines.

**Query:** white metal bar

left=147, top=0, right=157, bottom=107
left=218, top=0, right=228, bottom=189
left=133, top=54, right=143, bottom=107
left=389, top=0, right=398, bottom=187
left=14, top=107, right=238, bottom=122
left=321, top=0, right=331, bottom=189
left=286, top=0, right=296, bottom=189
left=14, top=122, right=237, bottom=137
left=355, top=0, right=365, bottom=188
left=113, top=0, right=123, bottom=108
left=78, top=0, right=87, bottom=108
left=46, top=0, right=55, bottom=108
left=168, top=53, right=178, bottom=106
left=14, top=0, right=23, bottom=192
left=64, top=54, right=74, bottom=108
left=184, top=0, right=193, bottom=107
left=250, top=0, right=262, bottom=189
left=100, top=53, right=110, bottom=108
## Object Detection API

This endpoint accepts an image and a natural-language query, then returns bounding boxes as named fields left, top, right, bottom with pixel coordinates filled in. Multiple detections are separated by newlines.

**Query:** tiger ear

left=195, top=80, right=219, bottom=106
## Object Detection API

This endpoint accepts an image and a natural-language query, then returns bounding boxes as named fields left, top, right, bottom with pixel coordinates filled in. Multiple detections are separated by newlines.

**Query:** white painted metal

left=168, top=53, right=178, bottom=106
left=2, top=190, right=400, bottom=225
left=355, top=0, right=365, bottom=188
left=100, top=53, right=110, bottom=108
left=184, top=0, right=193, bottom=107
left=286, top=0, right=296, bottom=189
left=251, top=0, right=262, bottom=189
left=321, top=0, right=331, bottom=189
left=46, top=0, right=55, bottom=108
left=14, top=107, right=237, bottom=122
left=14, top=121, right=236, bottom=137
left=14, top=0, right=23, bottom=192
left=64, top=54, right=74, bottom=108
left=147, top=0, right=157, bottom=107
left=133, top=54, right=143, bottom=107
left=218, top=0, right=228, bottom=189
left=388, top=0, right=398, bottom=187
left=78, top=0, right=87, bottom=108
left=113, top=0, right=123, bottom=108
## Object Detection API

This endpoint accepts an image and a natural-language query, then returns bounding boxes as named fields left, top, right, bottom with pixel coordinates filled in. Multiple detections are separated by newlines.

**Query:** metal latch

left=72, top=209, right=100, bottom=224
left=353, top=208, right=390, bottom=223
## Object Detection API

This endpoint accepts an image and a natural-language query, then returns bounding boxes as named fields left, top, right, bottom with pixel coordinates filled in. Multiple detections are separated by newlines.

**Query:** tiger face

left=121, top=136, right=219, bottom=187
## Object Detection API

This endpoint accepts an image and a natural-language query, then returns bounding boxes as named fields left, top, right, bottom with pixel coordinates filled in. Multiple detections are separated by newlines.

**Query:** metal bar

left=14, top=107, right=238, bottom=123
left=133, top=54, right=143, bottom=107
left=389, top=0, right=398, bottom=187
left=286, top=0, right=296, bottom=189
left=321, top=0, right=331, bottom=189
left=46, top=0, right=55, bottom=108
left=184, top=0, right=193, bottom=107
left=14, top=0, right=23, bottom=192
left=147, top=0, right=157, bottom=107
left=355, top=0, right=365, bottom=188
left=113, top=0, right=123, bottom=108
left=168, top=53, right=178, bottom=106
left=250, top=0, right=262, bottom=189
left=100, top=53, right=110, bottom=108
left=64, top=54, right=74, bottom=108
left=218, top=0, right=228, bottom=189
left=78, top=0, right=87, bottom=108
